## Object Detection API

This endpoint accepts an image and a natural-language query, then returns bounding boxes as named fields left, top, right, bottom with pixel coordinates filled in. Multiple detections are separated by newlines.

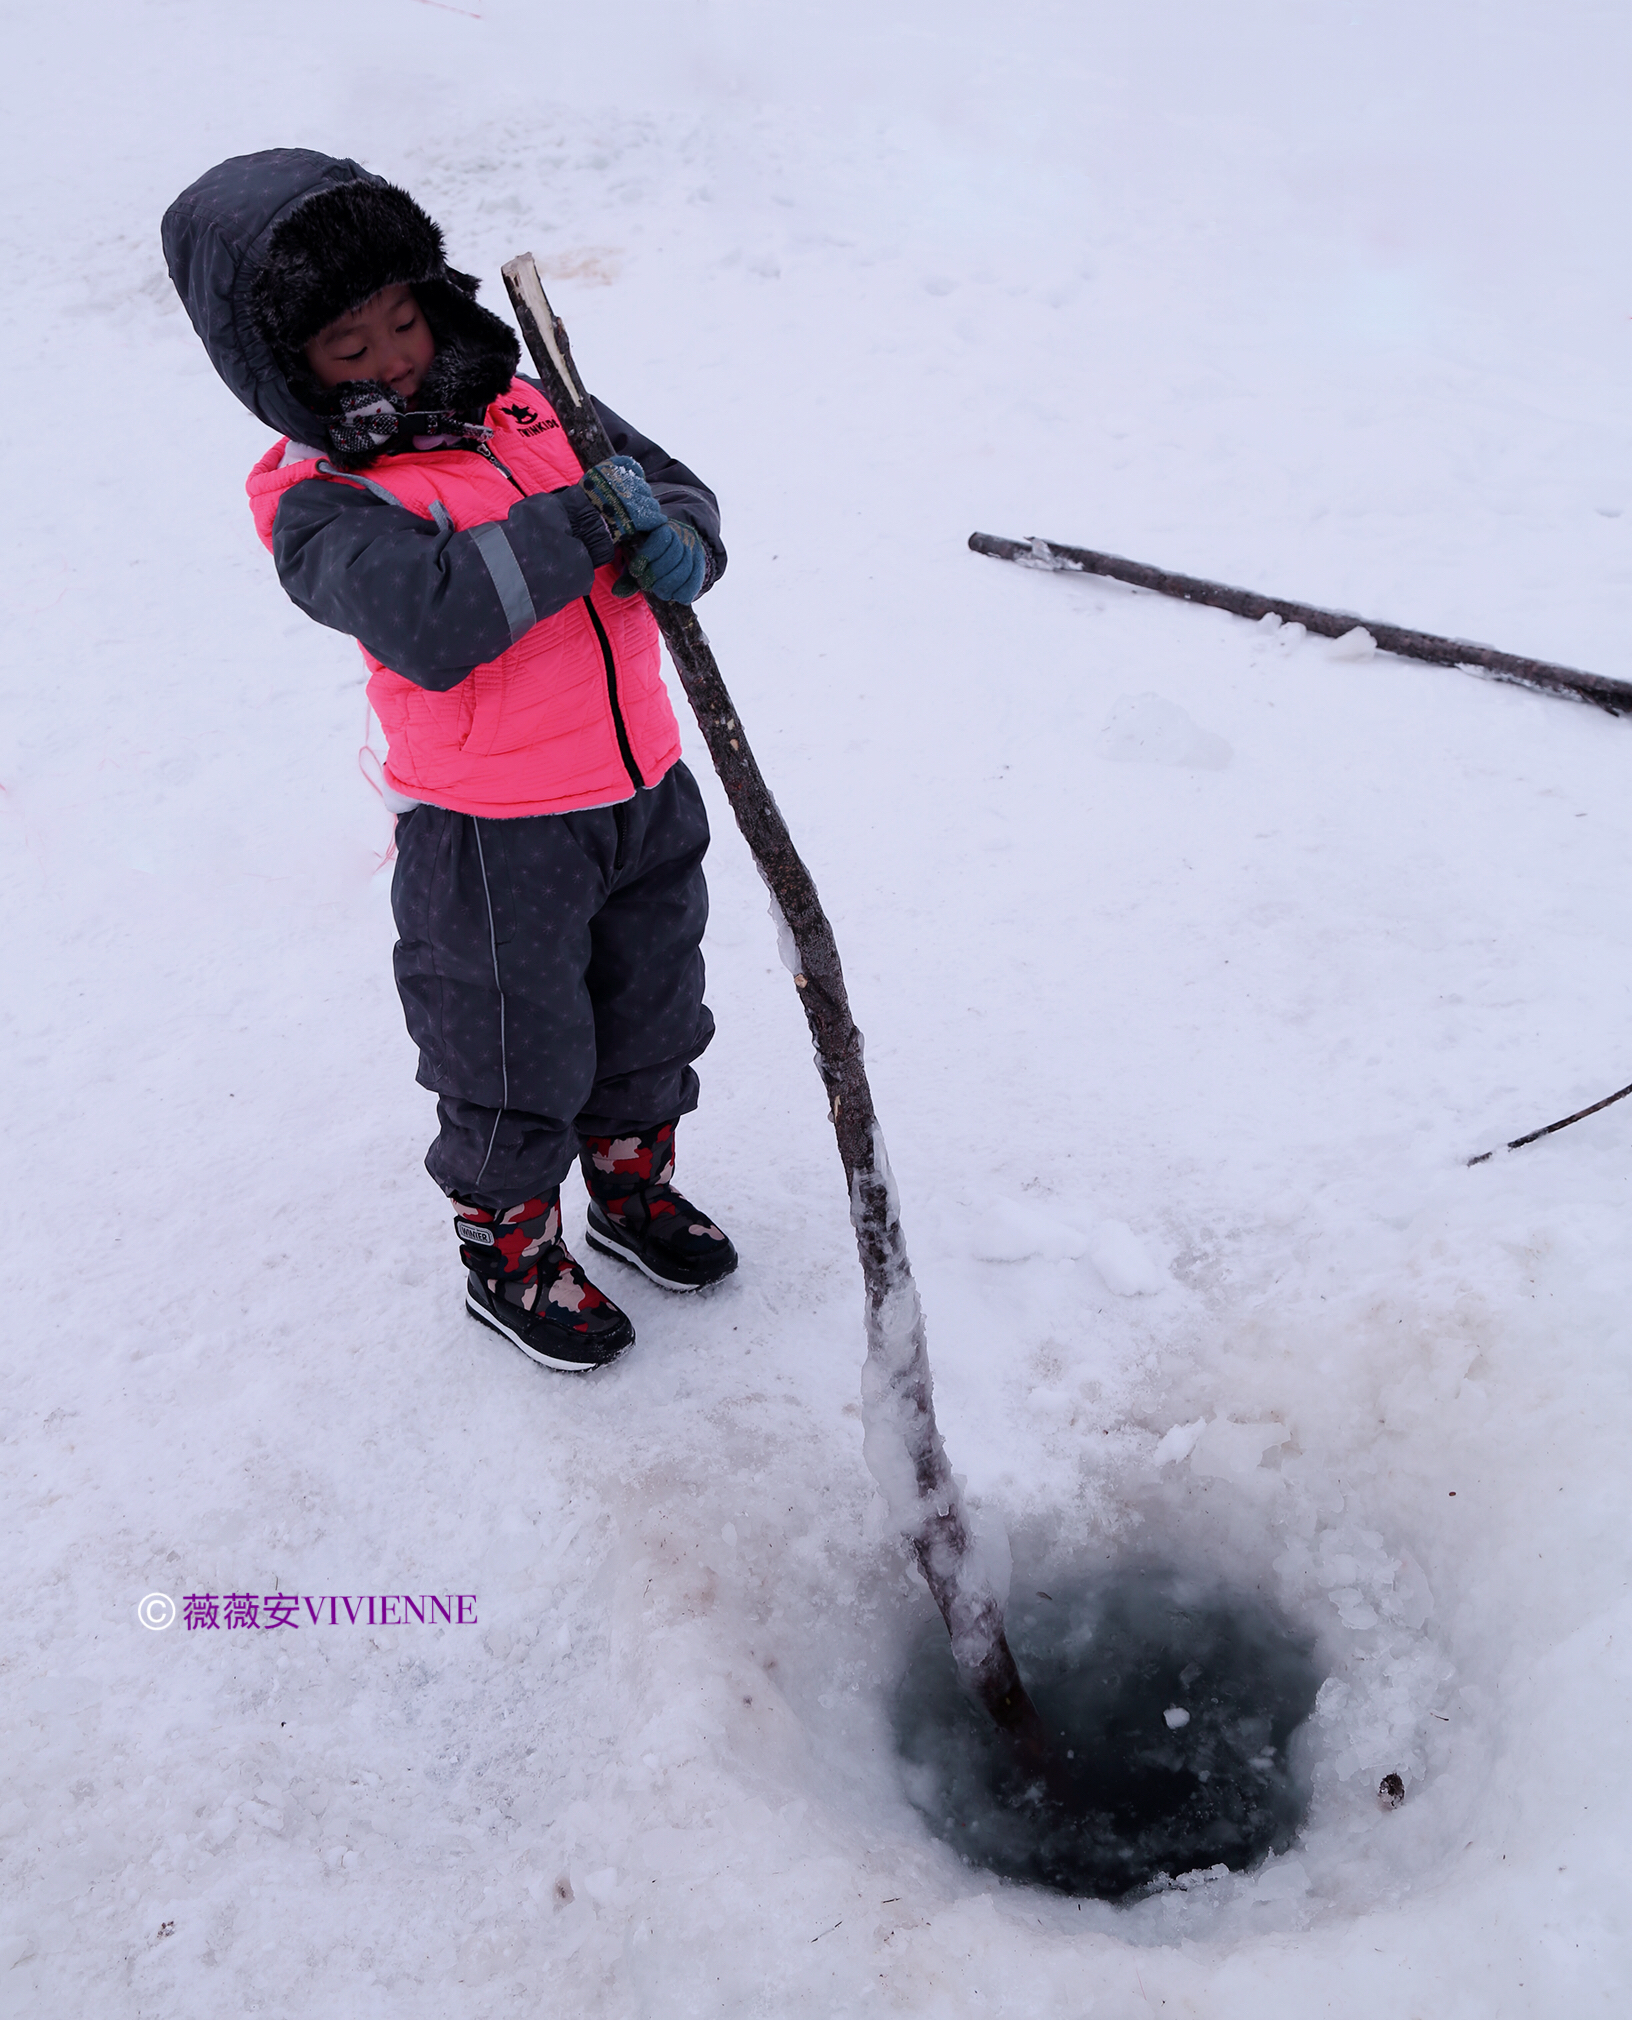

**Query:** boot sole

left=584, top=1218, right=736, bottom=1293
left=465, top=1290, right=629, bottom=1372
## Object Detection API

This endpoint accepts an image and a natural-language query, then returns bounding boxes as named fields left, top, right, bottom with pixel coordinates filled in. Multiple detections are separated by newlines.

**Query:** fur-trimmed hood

left=161, top=149, right=519, bottom=453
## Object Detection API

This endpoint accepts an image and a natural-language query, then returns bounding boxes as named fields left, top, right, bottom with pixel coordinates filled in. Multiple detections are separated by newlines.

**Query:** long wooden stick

left=503, top=256, right=1045, bottom=1748
left=1467, top=1078, right=1632, bottom=1166
left=970, top=531, right=1632, bottom=716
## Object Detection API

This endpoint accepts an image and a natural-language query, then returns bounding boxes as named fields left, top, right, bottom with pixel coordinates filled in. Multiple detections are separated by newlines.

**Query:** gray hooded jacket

left=163, top=149, right=724, bottom=692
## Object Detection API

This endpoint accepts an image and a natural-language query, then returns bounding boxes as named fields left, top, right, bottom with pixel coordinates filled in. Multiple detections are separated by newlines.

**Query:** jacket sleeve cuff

left=563, top=485, right=616, bottom=570
left=497, top=487, right=613, bottom=622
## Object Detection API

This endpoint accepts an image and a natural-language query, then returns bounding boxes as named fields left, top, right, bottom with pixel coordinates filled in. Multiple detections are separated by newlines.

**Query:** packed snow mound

left=969, top=1194, right=1089, bottom=1263
left=1189, top=1417, right=1290, bottom=1481
left=1098, top=693, right=1233, bottom=769
left=1087, top=1217, right=1168, bottom=1295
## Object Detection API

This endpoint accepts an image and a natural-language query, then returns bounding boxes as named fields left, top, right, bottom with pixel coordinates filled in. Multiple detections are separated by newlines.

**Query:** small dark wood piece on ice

left=969, top=531, right=1632, bottom=717
left=504, top=256, right=1045, bottom=1752
left=1467, top=1078, right=1632, bottom=1167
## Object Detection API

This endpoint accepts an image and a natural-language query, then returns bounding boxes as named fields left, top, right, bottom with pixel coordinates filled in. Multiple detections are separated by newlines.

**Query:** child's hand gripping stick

left=581, top=456, right=710, bottom=606
left=580, top=454, right=665, bottom=542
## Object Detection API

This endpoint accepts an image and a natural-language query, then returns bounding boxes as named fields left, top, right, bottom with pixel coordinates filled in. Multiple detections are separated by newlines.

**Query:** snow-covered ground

left=4, top=0, right=1630, bottom=2010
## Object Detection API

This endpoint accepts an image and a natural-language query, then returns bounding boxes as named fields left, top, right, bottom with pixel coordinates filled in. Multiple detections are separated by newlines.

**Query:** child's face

left=302, top=284, right=436, bottom=400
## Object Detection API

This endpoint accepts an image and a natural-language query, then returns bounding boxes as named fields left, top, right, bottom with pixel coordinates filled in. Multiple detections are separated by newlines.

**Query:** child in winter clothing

left=162, top=148, right=737, bottom=1372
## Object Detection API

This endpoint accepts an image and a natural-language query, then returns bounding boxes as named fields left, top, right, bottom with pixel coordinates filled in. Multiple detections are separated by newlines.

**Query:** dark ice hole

left=893, top=1566, right=1325, bottom=1901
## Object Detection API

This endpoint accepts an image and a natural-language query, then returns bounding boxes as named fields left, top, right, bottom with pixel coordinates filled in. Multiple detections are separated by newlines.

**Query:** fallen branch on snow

left=1467, top=1079, right=1632, bottom=1166
left=969, top=531, right=1632, bottom=716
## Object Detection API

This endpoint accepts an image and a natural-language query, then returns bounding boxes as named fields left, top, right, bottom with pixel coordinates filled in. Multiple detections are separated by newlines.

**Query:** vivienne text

left=179, top=1594, right=478, bottom=1630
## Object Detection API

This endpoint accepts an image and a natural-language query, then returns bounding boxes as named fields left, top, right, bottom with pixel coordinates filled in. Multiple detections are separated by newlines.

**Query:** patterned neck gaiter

left=325, top=381, right=493, bottom=461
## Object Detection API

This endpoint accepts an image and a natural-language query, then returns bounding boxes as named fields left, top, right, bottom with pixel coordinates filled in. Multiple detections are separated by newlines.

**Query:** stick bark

left=503, top=256, right=1045, bottom=1748
left=1467, top=1077, right=1632, bottom=1166
left=969, top=531, right=1632, bottom=716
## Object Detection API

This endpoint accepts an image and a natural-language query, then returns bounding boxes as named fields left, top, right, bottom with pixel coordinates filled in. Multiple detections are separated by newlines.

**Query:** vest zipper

left=471, top=438, right=528, bottom=496
left=583, top=593, right=643, bottom=793
left=468, top=439, right=642, bottom=795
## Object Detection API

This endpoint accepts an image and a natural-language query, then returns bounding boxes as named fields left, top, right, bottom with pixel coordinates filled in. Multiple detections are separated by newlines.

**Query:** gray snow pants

left=390, top=762, right=714, bottom=1211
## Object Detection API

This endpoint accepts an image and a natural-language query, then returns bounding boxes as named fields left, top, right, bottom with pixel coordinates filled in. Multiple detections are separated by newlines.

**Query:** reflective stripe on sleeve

left=468, top=521, right=538, bottom=646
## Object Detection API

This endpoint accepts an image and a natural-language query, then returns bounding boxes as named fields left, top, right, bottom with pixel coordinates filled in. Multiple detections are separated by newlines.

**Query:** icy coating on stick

left=854, top=1130, right=1015, bottom=1680
left=500, top=253, right=1042, bottom=1742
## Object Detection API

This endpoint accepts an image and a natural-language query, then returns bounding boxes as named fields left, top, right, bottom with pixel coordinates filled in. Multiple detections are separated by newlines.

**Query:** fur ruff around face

left=249, top=179, right=520, bottom=445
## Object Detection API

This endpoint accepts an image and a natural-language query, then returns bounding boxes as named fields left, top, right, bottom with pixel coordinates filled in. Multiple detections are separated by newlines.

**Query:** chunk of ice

left=1087, top=1218, right=1167, bottom=1296
left=1153, top=1418, right=1208, bottom=1467
left=1189, top=1417, right=1290, bottom=1480
left=1328, top=625, right=1377, bottom=662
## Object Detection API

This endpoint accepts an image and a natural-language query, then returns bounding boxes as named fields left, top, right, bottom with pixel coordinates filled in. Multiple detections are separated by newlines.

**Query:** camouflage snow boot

left=579, top=1122, right=738, bottom=1292
left=453, top=1191, right=634, bottom=1372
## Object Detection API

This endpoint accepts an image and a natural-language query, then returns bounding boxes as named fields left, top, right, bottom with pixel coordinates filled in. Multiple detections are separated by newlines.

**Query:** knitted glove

left=611, top=519, right=710, bottom=605
left=580, top=454, right=666, bottom=543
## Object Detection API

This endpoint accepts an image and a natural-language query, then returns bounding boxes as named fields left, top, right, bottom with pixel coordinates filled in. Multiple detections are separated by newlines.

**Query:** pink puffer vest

left=246, top=381, right=682, bottom=817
